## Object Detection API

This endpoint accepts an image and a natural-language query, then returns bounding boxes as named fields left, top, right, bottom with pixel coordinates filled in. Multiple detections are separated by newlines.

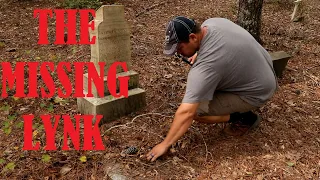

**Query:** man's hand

left=146, top=103, right=199, bottom=162
left=146, top=142, right=170, bottom=162
left=188, top=52, right=197, bottom=64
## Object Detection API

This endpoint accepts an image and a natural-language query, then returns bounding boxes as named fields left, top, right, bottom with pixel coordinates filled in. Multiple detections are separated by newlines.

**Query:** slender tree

left=237, top=0, right=264, bottom=44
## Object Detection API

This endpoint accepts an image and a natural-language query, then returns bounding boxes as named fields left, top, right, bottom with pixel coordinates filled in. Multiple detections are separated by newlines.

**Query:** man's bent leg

left=194, top=114, right=230, bottom=124
left=195, top=101, right=229, bottom=124
left=195, top=92, right=261, bottom=136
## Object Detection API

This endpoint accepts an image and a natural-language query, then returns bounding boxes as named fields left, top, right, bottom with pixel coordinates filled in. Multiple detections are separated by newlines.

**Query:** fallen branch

left=102, top=113, right=173, bottom=136
left=190, top=126, right=209, bottom=163
left=291, top=0, right=303, bottom=22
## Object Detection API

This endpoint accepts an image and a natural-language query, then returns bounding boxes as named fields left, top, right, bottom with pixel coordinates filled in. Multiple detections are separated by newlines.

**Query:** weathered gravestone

left=77, top=5, right=146, bottom=124
left=269, top=51, right=291, bottom=78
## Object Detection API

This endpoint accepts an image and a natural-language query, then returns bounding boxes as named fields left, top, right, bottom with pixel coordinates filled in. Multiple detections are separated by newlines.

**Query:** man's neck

left=198, top=26, right=208, bottom=48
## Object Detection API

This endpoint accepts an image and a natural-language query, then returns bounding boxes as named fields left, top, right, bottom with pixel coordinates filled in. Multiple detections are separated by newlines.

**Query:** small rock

left=294, top=89, right=301, bottom=95
left=120, top=146, right=138, bottom=157
left=6, top=48, right=16, bottom=52
left=290, top=77, right=296, bottom=83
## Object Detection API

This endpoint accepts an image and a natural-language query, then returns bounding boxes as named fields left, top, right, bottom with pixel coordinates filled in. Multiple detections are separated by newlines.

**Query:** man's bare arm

left=147, top=103, right=199, bottom=161
left=162, top=103, right=199, bottom=146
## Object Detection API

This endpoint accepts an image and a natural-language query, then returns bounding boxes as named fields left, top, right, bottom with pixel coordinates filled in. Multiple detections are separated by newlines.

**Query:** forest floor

left=0, top=0, right=319, bottom=179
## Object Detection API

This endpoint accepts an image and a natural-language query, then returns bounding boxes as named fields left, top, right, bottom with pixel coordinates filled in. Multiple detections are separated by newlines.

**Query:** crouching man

left=147, top=16, right=277, bottom=162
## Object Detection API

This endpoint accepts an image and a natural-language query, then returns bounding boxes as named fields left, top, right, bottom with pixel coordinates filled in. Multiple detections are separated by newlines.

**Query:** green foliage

left=79, top=156, right=87, bottom=162
left=47, top=103, right=54, bottom=112
left=3, top=127, right=12, bottom=135
left=15, top=122, right=24, bottom=129
left=0, top=42, right=5, bottom=48
left=0, top=159, right=5, bottom=165
left=1, top=105, right=10, bottom=111
left=62, top=0, right=103, bottom=9
left=42, top=155, right=51, bottom=163
left=8, top=115, right=16, bottom=121
left=4, top=162, right=15, bottom=171
left=287, top=162, right=295, bottom=167
left=2, top=120, right=12, bottom=135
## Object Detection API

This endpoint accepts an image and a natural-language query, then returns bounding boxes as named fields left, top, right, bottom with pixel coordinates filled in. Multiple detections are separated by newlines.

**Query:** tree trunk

left=237, top=0, right=263, bottom=44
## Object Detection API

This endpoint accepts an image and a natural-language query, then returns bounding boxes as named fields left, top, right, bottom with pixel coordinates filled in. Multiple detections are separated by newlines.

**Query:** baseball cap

left=163, top=16, right=196, bottom=56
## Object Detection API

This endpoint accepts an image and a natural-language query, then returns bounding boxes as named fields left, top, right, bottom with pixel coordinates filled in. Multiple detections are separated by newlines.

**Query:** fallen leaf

left=54, top=97, right=64, bottom=104
left=47, top=104, right=54, bottom=112
left=16, top=122, right=23, bottom=129
left=164, top=74, right=173, bottom=79
left=246, top=171, right=253, bottom=175
left=1, top=105, right=10, bottom=111
left=19, top=107, right=28, bottom=111
left=4, top=127, right=12, bottom=135
left=181, top=141, right=187, bottom=149
left=267, top=118, right=275, bottom=122
left=32, top=123, right=39, bottom=129
left=5, top=162, right=15, bottom=170
left=0, top=159, right=5, bottom=165
left=40, top=103, right=46, bottom=108
left=33, top=130, right=38, bottom=137
left=173, top=156, right=182, bottom=163
left=35, top=57, right=41, bottom=60
left=79, top=156, right=87, bottom=162
left=8, top=115, right=16, bottom=121
left=286, top=100, right=295, bottom=106
left=42, top=154, right=51, bottom=163
left=0, top=42, right=5, bottom=48
left=257, top=174, right=264, bottom=180
left=170, top=148, right=177, bottom=153
left=12, top=96, right=19, bottom=101
left=287, top=162, right=295, bottom=167
left=51, top=55, right=57, bottom=61
left=263, top=154, right=273, bottom=159
left=38, top=125, right=44, bottom=131
left=60, top=166, right=72, bottom=176
left=3, top=121, right=10, bottom=128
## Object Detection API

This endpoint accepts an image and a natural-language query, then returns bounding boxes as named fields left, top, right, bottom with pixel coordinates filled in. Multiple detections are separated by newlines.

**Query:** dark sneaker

left=223, top=111, right=261, bottom=136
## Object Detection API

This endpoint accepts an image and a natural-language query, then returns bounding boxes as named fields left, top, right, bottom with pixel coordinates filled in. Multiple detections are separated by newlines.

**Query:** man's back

left=183, top=18, right=277, bottom=107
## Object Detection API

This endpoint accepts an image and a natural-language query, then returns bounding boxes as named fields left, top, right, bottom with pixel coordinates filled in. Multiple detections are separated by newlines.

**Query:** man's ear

left=189, top=33, right=197, bottom=42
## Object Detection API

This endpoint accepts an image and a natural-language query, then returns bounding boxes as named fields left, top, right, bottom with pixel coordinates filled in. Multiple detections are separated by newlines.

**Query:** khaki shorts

left=197, top=92, right=259, bottom=116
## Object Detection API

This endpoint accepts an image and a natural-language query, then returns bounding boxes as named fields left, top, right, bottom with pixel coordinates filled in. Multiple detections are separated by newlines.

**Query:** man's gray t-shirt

left=182, top=18, right=277, bottom=107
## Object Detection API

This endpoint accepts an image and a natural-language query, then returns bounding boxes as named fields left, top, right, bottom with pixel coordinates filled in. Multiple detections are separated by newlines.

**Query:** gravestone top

left=269, top=51, right=291, bottom=61
left=90, top=5, right=131, bottom=75
left=96, top=5, right=126, bottom=22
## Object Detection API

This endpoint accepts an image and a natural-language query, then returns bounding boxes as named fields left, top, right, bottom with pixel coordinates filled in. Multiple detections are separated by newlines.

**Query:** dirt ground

left=0, top=0, right=319, bottom=179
